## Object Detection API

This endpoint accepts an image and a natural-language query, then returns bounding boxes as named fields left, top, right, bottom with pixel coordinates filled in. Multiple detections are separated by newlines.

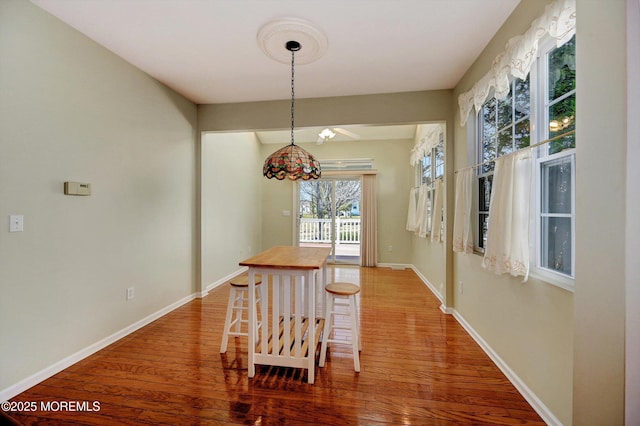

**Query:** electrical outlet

left=126, top=287, right=135, bottom=300
left=387, top=245, right=393, bottom=252
left=458, top=280, right=464, bottom=294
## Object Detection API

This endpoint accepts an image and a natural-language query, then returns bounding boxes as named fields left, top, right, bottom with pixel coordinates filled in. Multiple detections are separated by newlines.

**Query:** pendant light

left=263, top=41, right=321, bottom=181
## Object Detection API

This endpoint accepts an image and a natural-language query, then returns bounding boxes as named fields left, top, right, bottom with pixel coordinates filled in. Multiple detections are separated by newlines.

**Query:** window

left=420, top=132, right=444, bottom=184
left=421, top=151, right=432, bottom=186
left=477, top=76, right=530, bottom=250
left=477, top=174, right=492, bottom=250
left=475, top=35, right=576, bottom=286
left=418, top=133, right=444, bottom=235
left=536, top=35, right=576, bottom=284
left=539, top=155, right=574, bottom=277
left=479, top=77, right=531, bottom=174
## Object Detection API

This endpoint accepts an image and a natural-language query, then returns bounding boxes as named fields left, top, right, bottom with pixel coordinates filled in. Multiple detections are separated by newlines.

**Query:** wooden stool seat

left=325, top=282, right=360, bottom=296
left=220, top=273, right=263, bottom=353
left=229, top=274, right=262, bottom=287
left=319, top=282, right=361, bottom=372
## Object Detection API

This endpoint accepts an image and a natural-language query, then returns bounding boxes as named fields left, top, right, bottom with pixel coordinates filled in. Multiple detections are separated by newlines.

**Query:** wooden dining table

left=239, top=245, right=331, bottom=384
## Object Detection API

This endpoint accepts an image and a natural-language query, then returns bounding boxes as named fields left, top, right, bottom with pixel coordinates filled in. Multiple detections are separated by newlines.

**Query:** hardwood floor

left=6, top=266, right=545, bottom=425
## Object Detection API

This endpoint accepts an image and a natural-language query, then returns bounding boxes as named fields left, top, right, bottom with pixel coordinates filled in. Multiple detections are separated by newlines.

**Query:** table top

left=239, top=246, right=331, bottom=270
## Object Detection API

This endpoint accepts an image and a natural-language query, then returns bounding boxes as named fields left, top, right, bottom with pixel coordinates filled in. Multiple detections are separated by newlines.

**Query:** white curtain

left=453, top=169, right=474, bottom=253
left=430, top=179, right=443, bottom=243
left=360, top=174, right=378, bottom=267
left=406, top=187, right=418, bottom=232
left=458, top=0, right=576, bottom=126
left=415, top=185, right=431, bottom=238
left=482, top=150, right=532, bottom=280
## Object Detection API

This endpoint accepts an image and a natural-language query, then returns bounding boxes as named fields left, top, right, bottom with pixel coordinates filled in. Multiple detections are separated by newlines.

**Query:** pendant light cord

left=290, top=47, right=295, bottom=146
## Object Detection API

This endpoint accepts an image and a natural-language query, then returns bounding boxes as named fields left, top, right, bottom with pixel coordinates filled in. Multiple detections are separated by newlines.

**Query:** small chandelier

left=318, top=128, right=336, bottom=142
left=263, top=41, right=321, bottom=181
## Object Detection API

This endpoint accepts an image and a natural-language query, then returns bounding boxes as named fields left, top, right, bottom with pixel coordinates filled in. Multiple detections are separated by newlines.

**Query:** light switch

left=282, top=210, right=291, bottom=216
left=9, top=215, right=24, bottom=232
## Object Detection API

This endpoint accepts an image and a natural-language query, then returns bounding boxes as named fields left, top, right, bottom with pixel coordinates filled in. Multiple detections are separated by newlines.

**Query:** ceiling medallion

left=257, top=18, right=328, bottom=65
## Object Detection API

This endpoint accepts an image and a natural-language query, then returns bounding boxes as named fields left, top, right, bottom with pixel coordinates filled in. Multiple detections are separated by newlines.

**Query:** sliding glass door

left=297, top=177, right=361, bottom=264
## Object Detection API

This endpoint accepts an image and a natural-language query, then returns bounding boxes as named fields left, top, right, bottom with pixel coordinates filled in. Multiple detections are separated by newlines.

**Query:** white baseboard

left=376, top=262, right=412, bottom=270
left=199, top=267, right=248, bottom=298
left=439, top=304, right=454, bottom=314
left=0, top=293, right=196, bottom=402
left=450, top=309, right=562, bottom=426
left=409, top=265, right=444, bottom=304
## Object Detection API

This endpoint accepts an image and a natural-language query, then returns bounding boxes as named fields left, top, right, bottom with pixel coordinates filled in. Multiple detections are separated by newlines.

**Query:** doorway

left=297, top=177, right=361, bottom=264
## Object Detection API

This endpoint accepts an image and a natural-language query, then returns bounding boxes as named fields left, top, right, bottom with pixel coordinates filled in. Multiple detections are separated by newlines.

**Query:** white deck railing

left=299, top=218, right=360, bottom=244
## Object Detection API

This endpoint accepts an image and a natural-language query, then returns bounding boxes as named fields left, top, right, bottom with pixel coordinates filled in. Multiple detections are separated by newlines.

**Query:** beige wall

left=411, top=124, right=451, bottom=301
left=412, top=235, right=446, bottom=296
left=626, top=0, right=640, bottom=423
left=201, top=132, right=263, bottom=290
left=451, top=1, right=574, bottom=424
left=198, top=91, right=452, bottom=132
left=0, top=0, right=197, bottom=392
left=573, top=0, right=627, bottom=424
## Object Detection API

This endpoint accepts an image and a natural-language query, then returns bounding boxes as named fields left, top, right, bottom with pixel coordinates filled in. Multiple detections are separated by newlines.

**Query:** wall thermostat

left=64, top=181, right=91, bottom=196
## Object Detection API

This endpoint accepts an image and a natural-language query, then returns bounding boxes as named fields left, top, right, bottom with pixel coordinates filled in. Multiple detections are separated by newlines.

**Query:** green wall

left=0, top=0, right=197, bottom=393
left=573, top=0, right=627, bottom=424
left=201, top=132, right=263, bottom=292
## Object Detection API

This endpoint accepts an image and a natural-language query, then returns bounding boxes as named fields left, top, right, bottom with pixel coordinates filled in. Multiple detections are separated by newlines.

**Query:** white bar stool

left=219, top=274, right=262, bottom=353
left=319, top=282, right=361, bottom=372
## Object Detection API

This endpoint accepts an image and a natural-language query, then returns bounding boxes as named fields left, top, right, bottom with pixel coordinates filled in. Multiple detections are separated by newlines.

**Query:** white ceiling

left=31, top=0, right=519, bottom=105
left=31, top=0, right=519, bottom=144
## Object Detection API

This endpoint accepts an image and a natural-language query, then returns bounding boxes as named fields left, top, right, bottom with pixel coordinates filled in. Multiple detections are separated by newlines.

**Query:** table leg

left=322, top=260, right=328, bottom=287
left=248, top=268, right=256, bottom=378
left=306, top=269, right=316, bottom=384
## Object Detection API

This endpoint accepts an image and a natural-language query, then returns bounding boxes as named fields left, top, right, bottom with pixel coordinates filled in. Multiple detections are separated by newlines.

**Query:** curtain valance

left=458, top=0, right=576, bottom=126
left=409, top=123, right=445, bottom=166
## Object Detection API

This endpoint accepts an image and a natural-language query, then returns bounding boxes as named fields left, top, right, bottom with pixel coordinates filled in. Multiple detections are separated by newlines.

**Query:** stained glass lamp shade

left=263, top=143, right=321, bottom=180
